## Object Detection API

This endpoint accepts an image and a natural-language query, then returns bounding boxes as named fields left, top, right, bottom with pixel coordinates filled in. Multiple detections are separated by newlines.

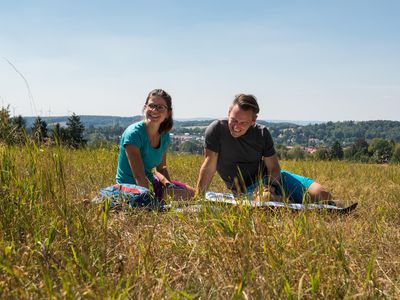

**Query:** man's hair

left=145, top=89, right=173, bottom=134
left=231, top=94, right=260, bottom=115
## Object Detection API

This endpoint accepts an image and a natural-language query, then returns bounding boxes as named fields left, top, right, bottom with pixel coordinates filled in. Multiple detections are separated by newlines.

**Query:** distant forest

left=22, top=116, right=400, bottom=146
left=3, top=110, right=400, bottom=163
left=259, top=120, right=400, bottom=146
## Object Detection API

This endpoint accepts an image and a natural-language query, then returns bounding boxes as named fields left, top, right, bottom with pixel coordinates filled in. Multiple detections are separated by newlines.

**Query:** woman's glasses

left=147, top=103, right=168, bottom=112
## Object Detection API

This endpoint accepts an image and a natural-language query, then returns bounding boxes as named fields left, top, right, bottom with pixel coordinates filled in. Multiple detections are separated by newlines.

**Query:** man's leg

left=280, top=170, right=331, bottom=203
left=245, top=171, right=332, bottom=204
left=280, top=170, right=333, bottom=203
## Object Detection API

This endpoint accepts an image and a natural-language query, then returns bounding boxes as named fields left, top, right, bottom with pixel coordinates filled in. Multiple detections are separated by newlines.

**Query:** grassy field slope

left=1, top=145, right=399, bottom=298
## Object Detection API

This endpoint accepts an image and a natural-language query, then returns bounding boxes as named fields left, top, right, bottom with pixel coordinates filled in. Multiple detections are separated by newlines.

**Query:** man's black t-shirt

left=204, top=119, right=276, bottom=191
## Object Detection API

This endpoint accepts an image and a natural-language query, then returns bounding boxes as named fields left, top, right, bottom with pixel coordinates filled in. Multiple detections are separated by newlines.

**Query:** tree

left=287, top=146, right=305, bottom=160
left=10, top=115, right=26, bottom=144
left=330, top=141, right=344, bottom=160
left=179, top=140, right=203, bottom=154
left=275, top=144, right=289, bottom=160
left=392, top=144, right=400, bottom=163
left=11, top=115, right=26, bottom=129
left=0, top=106, right=13, bottom=144
left=66, top=113, right=86, bottom=148
left=51, top=123, right=68, bottom=145
left=368, top=138, right=393, bottom=164
left=347, top=139, right=370, bottom=162
left=315, top=147, right=330, bottom=160
left=31, top=117, right=48, bottom=143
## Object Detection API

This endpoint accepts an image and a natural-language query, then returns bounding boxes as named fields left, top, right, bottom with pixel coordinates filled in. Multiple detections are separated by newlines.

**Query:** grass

left=1, top=143, right=400, bottom=299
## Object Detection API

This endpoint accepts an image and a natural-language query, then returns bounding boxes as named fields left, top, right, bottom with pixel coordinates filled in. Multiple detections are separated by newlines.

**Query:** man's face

left=228, top=104, right=256, bottom=138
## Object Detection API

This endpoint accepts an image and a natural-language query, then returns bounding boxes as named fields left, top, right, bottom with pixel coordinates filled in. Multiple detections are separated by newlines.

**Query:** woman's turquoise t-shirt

left=116, top=121, right=171, bottom=184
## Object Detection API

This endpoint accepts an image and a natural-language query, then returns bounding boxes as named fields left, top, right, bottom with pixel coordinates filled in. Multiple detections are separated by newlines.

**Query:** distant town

left=2, top=108, right=400, bottom=163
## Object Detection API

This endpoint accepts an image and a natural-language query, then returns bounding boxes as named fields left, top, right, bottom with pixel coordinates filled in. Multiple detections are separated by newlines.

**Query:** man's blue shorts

left=246, top=170, right=314, bottom=203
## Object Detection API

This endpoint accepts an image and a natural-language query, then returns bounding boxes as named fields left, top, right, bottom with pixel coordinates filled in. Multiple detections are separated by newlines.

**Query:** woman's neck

left=144, top=120, right=160, bottom=137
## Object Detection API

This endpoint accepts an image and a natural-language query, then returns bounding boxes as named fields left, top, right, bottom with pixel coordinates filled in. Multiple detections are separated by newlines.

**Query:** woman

left=116, top=89, right=195, bottom=200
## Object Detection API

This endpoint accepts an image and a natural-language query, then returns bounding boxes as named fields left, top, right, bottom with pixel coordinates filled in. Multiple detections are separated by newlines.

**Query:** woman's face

left=144, top=95, right=170, bottom=126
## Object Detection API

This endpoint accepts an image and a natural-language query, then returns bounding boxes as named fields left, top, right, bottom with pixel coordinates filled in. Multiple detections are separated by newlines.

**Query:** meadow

left=0, top=144, right=399, bottom=299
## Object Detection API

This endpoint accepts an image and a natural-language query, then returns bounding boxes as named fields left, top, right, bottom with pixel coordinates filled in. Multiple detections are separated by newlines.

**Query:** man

left=196, top=94, right=331, bottom=203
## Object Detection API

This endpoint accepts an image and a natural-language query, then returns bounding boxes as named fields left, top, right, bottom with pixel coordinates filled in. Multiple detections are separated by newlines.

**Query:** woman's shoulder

left=124, top=120, right=145, bottom=132
left=122, top=120, right=146, bottom=138
left=161, top=132, right=171, bottom=144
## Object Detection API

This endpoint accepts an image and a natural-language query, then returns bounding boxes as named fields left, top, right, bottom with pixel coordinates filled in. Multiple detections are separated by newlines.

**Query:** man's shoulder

left=246, top=123, right=273, bottom=140
left=206, top=119, right=227, bottom=132
left=251, top=122, right=269, bottom=133
left=254, top=122, right=267, bottom=129
left=208, top=119, right=227, bottom=127
left=204, top=119, right=229, bottom=147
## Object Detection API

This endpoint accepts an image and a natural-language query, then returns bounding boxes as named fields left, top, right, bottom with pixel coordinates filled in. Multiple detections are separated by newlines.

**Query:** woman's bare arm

left=124, top=144, right=149, bottom=189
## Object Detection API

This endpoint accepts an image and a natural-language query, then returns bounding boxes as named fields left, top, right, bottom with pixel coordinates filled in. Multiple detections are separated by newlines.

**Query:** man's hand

left=253, top=185, right=282, bottom=202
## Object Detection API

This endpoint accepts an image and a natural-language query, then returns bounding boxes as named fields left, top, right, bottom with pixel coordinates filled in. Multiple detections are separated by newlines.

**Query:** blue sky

left=1, top=0, right=399, bottom=121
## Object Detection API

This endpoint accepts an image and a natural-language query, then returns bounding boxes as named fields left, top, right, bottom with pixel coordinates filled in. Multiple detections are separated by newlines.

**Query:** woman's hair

left=145, top=89, right=173, bottom=134
left=231, top=94, right=260, bottom=117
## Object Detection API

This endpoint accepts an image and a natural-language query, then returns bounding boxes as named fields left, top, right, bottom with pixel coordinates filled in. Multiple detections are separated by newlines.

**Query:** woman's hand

left=161, top=177, right=172, bottom=187
left=153, top=168, right=171, bottom=186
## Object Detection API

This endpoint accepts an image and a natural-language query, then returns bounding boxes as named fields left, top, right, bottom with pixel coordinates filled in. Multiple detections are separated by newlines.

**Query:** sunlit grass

left=1, top=145, right=399, bottom=298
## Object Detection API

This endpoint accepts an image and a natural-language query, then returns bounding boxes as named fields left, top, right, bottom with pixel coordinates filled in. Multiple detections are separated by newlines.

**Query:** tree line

left=2, top=106, right=400, bottom=163
left=265, top=120, right=400, bottom=146
left=276, top=139, right=400, bottom=164
left=0, top=106, right=86, bottom=148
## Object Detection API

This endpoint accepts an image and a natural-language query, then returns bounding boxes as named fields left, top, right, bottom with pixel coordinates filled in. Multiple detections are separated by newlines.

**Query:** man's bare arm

left=251, top=154, right=282, bottom=201
left=196, top=149, right=218, bottom=196
left=263, top=154, right=281, bottom=186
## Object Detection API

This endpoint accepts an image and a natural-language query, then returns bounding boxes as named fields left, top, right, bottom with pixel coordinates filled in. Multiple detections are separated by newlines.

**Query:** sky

left=1, top=0, right=399, bottom=122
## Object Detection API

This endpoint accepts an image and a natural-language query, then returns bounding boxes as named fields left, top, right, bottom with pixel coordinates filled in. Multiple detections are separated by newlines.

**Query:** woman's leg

left=164, top=180, right=195, bottom=200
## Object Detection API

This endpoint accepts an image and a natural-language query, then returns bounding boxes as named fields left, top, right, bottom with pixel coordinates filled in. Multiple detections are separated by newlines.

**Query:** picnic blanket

left=93, top=184, right=357, bottom=214
left=92, top=184, right=164, bottom=210
left=204, top=192, right=358, bottom=213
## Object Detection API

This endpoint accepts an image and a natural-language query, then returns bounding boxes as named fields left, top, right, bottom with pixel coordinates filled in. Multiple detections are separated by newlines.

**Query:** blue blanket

left=92, top=184, right=357, bottom=213
left=92, top=184, right=164, bottom=210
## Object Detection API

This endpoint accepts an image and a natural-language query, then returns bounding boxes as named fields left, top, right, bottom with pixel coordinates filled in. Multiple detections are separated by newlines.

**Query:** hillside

left=1, top=147, right=399, bottom=298
left=22, top=116, right=400, bottom=146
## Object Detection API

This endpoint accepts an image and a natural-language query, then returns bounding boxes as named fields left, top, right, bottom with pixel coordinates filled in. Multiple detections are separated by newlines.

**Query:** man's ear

left=252, top=114, right=258, bottom=125
left=228, top=105, right=232, bottom=116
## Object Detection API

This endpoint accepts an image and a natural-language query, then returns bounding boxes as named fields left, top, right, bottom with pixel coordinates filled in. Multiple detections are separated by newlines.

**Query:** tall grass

left=1, top=144, right=399, bottom=298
